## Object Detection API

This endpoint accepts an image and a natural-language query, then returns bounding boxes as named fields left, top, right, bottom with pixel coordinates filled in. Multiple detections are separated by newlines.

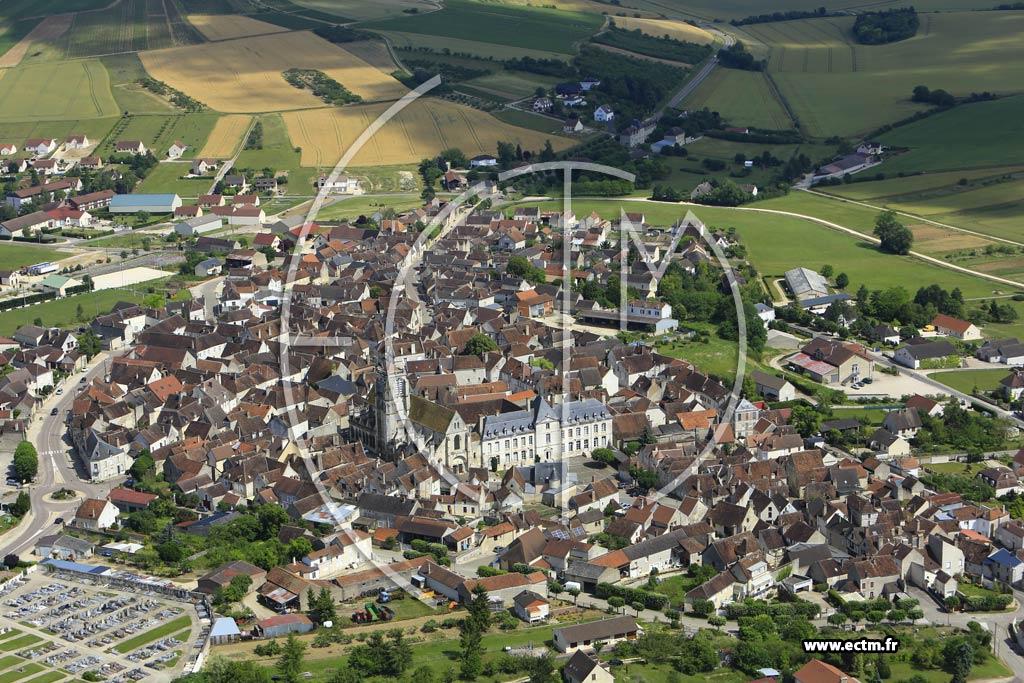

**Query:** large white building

left=481, top=396, right=613, bottom=469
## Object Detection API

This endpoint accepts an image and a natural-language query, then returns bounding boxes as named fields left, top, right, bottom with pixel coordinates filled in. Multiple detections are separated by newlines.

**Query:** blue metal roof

left=109, top=194, right=180, bottom=207
left=42, top=558, right=109, bottom=574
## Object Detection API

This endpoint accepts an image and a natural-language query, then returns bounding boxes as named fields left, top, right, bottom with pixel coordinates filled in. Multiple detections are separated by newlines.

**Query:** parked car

left=51, top=407, right=59, bottom=415
left=80, top=376, right=87, bottom=383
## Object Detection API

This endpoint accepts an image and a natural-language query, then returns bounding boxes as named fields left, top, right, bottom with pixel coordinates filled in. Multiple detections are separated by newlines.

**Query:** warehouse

left=175, top=214, right=223, bottom=236
left=254, top=613, right=314, bottom=638
left=109, top=193, right=182, bottom=214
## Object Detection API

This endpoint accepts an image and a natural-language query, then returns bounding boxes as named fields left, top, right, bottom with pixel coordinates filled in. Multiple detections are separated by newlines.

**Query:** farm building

left=552, top=616, right=641, bottom=653
left=109, top=193, right=182, bottom=214
left=977, top=338, right=1024, bottom=365
left=194, top=258, right=222, bottom=277
left=893, top=339, right=960, bottom=369
left=39, top=274, right=81, bottom=297
left=175, top=214, right=223, bottom=236
left=209, top=617, right=241, bottom=645
left=0, top=211, right=53, bottom=238
left=813, top=152, right=874, bottom=180
left=470, top=154, right=497, bottom=167
left=254, top=613, right=314, bottom=638
left=198, top=560, right=267, bottom=595
left=784, top=267, right=830, bottom=301
left=315, top=175, right=360, bottom=194
left=931, top=313, right=982, bottom=340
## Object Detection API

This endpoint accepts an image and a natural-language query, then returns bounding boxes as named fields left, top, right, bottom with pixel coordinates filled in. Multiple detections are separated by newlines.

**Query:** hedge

left=724, top=599, right=819, bottom=619
left=963, top=594, right=1012, bottom=611
left=0, top=290, right=57, bottom=312
left=595, top=582, right=669, bottom=610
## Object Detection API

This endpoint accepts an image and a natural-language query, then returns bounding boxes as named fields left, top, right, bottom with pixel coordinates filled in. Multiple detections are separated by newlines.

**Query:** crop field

left=492, top=109, right=565, bottom=135
left=686, top=69, right=792, bottom=129
left=364, top=0, right=603, bottom=54
left=102, top=53, right=177, bottom=113
left=741, top=12, right=1024, bottom=138
left=103, top=112, right=219, bottom=157
left=42, top=0, right=204, bottom=60
left=822, top=167, right=1024, bottom=202
left=611, top=16, right=715, bottom=44
left=140, top=31, right=408, bottom=113
left=0, top=14, right=71, bottom=68
left=380, top=31, right=571, bottom=61
left=879, top=96, right=1024, bottom=174
left=464, top=71, right=553, bottom=100
left=0, top=59, right=119, bottom=121
left=340, top=40, right=398, bottom=72
left=281, top=99, right=574, bottom=167
left=292, top=0, right=432, bottom=21
left=620, top=0, right=1006, bottom=21
left=199, top=114, right=252, bottom=157
left=187, top=13, right=288, bottom=41
left=0, top=0, right=110, bottom=21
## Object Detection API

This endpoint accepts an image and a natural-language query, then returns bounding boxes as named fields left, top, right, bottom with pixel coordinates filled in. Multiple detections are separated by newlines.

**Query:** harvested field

left=281, top=99, right=574, bottom=167
left=199, top=114, right=252, bottom=157
left=590, top=42, right=694, bottom=67
left=611, top=16, right=714, bottom=44
left=909, top=224, right=993, bottom=254
left=0, top=13, right=72, bottom=68
left=140, top=31, right=408, bottom=112
left=186, top=14, right=289, bottom=41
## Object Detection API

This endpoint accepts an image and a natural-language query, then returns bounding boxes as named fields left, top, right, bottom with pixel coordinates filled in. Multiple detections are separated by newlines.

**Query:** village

left=0, top=180, right=1021, bottom=683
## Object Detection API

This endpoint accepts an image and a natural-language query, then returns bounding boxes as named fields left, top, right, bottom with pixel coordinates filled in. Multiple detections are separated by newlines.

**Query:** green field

left=0, top=0, right=110, bottom=21
left=740, top=12, right=1024, bottom=138
left=112, top=614, right=191, bottom=654
left=514, top=198, right=1024, bottom=318
left=491, top=108, right=564, bottom=135
left=19, top=672, right=62, bottom=683
left=929, top=368, right=1010, bottom=394
left=102, top=113, right=219, bottom=158
left=0, top=60, right=119, bottom=121
left=137, top=162, right=212, bottom=196
left=0, top=245, right=73, bottom=270
left=880, top=95, right=1024, bottom=174
left=686, top=68, right=793, bottom=130
left=619, top=0, right=1002, bottom=21
left=0, top=117, right=116, bottom=147
left=235, top=113, right=317, bottom=191
left=365, top=0, right=603, bottom=54
left=46, top=0, right=203, bottom=59
left=823, top=167, right=1024, bottom=202
left=0, top=285, right=169, bottom=336
left=293, top=0, right=423, bottom=21
left=0, top=664, right=42, bottom=683
left=0, top=18, right=40, bottom=60
left=0, top=635, right=40, bottom=653
left=314, top=194, right=424, bottom=221
left=465, top=70, right=553, bottom=100
left=102, top=53, right=178, bottom=114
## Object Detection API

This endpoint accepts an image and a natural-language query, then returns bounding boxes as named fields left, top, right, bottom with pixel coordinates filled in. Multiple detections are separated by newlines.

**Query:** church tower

left=374, top=348, right=407, bottom=456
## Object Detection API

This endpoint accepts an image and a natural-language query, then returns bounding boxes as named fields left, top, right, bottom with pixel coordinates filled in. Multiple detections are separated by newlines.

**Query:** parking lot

left=0, top=571, right=202, bottom=683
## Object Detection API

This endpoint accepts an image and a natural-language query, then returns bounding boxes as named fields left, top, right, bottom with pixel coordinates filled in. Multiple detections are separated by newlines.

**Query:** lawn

left=929, top=369, right=1009, bottom=394
left=685, top=69, right=793, bottom=130
left=0, top=635, right=40, bottom=652
left=831, top=407, right=890, bottom=425
left=20, top=672, right=63, bottom=683
left=0, top=664, right=42, bottom=683
left=364, top=0, right=603, bottom=54
left=0, top=656, right=20, bottom=668
left=657, top=326, right=743, bottom=382
left=880, top=95, right=1024, bottom=174
left=138, top=163, right=213, bottom=197
left=651, top=572, right=703, bottom=605
left=0, top=632, right=20, bottom=643
left=0, top=244, right=73, bottom=270
left=314, top=194, right=424, bottom=221
left=616, top=663, right=746, bottom=683
left=0, top=284, right=170, bottom=337
left=112, top=614, right=192, bottom=654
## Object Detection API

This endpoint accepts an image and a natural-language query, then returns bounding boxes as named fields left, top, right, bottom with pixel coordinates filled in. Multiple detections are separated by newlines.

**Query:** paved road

left=1, top=353, right=116, bottom=558
left=660, top=28, right=734, bottom=114
left=189, top=275, right=224, bottom=319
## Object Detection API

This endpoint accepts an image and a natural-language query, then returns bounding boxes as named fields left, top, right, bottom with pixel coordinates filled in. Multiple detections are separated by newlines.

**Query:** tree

left=875, top=655, right=891, bottom=679
left=591, top=448, right=617, bottom=467
left=130, top=449, right=155, bottom=480
left=820, top=264, right=834, bottom=278
left=9, top=490, right=30, bottom=517
left=527, top=654, right=558, bottom=683
left=277, top=633, right=307, bottom=683
left=12, top=441, right=38, bottom=483
left=462, top=333, right=497, bottom=356
left=466, top=584, right=491, bottom=630
left=307, top=587, right=337, bottom=626
left=458, top=620, right=483, bottom=680
left=156, top=541, right=185, bottom=563
left=631, top=600, right=645, bottom=616
left=874, top=210, right=913, bottom=255
left=567, top=587, right=581, bottom=605
left=607, top=596, right=626, bottom=613
left=77, top=330, right=102, bottom=359
left=944, top=595, right=960, bottom=612
left=835, top=272, right=850, bottom=289
left=943, top=639, right=973, bottom=683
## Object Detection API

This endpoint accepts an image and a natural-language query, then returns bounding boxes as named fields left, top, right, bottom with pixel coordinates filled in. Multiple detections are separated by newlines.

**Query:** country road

left=659, top=27, right=734, bottom=116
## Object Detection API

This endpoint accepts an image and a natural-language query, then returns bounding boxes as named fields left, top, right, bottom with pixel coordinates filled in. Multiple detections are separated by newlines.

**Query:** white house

left=594, top=105, right=615, bottom=122
left=64, top=135, right=90, bottom=150
left=24, top=138, right=57, bottom=156
left=470, top=154, right=497, bottom=168
left=315, top=174, right=361, bottom=194
left=167, top=141, right=188, bottom=160
left=0, top=143, right=17, bottom=155
left=73, top=498, right=119, bottom=531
